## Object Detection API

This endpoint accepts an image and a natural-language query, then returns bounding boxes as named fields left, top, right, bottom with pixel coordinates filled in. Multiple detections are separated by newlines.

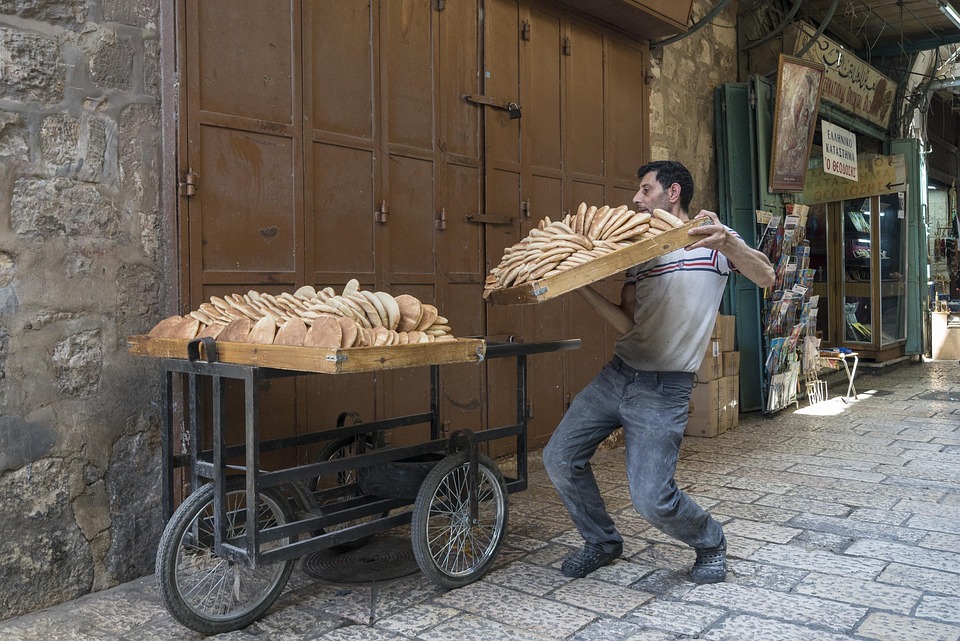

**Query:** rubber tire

left=313, top=435, right=388, bottom=551
left=410, top=452, right=508, bottom=588
left=156, top=478, right=295, bottom=635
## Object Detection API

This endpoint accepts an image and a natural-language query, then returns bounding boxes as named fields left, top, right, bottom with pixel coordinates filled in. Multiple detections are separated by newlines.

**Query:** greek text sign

left=802, top=153, right=905, bottom=204
left=821, top=120, right=858, bottom=181
left=791, top=23, right=895, bottom=129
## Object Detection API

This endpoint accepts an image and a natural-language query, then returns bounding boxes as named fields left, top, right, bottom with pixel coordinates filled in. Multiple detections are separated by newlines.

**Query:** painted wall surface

left=0, top=0, right=167, bottom=619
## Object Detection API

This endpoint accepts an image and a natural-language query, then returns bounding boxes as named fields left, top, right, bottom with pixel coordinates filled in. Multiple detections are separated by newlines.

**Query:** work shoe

left=689, top=534, right=727, bottom=584
left=560, top=542, right=623, bottom=578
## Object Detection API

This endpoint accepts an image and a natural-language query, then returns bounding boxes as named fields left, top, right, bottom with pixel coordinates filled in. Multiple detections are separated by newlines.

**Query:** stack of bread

left=147, top=279, right=456, bottom=349
left=483, top=204, right=684, bottom=296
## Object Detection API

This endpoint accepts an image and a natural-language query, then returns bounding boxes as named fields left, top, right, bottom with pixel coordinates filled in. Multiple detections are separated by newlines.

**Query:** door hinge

left=178, top=170, right=198, bottom=197
left=441, top=420, right=450, bottom=435
left=435, top=0, right=445, bottom=9
left=521, top=199, right=531, bottom=218
left=562, top=36, right=572, bottom=56
left=521, top=19, right=531, bottom=41
left=436, top=207, right=447, bottom=231
left=526, top=402, right=534, bottom=419
left=375, top=200, right=389, bottom=224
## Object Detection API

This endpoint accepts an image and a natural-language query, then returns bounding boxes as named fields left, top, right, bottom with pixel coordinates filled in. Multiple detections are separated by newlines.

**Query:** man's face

left=632, top=171, right=671, bottom=213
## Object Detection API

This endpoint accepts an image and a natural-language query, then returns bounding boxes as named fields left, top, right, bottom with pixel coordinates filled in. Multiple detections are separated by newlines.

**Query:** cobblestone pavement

left=3, top=360, right=960, bottom=641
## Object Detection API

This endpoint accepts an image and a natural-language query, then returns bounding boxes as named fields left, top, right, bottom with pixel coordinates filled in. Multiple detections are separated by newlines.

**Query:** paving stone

left=794, top=572, right=921, bottom=613
left=847, top=508, right=911, bottom=526
left=845, top=539, right=960, bottom=572
left=729, top=560, right=809, bottom=591
left=702, top=614, right=855, bottom=641
left=785, top=464, right=887, bottom=484
left=916, top=595, right=960, bottom=625
left=711, top=500, right=798, bottom=524
left=919, top=531, right=960, bottom=552
left=789, top=531, right=855, bottom=554
left=556, top=577, right=653, bottom=616
left=485, top=561, right=571, bottom=596
left=433, top=581, right=596, bottom=639
left=569, top=618, right=673, bottom=641
left=788, top=485, right=899, bottom=510
left=682, top=484, right=766, bottom=504
left=753, top=493, right=851, bottom=517
left=855, top=611, right=960, bottom=641
left=417, top=614, right=555, bottom=641
left=373, top=604, right=459, bottom=636
left=879, top=563, right=960, bottom=597
left=723, top=519, right=802, bottom=544
left=786, top=513, right=925, bottom=544
left=905, top=513, right=960, bottom=535
left=748, top=543, right=888, bottom=579
left=309, top=625, right=406, bottom=641
left=630, top=599, right=724, bottom=636
left=683, top=583, right=866, bottom=632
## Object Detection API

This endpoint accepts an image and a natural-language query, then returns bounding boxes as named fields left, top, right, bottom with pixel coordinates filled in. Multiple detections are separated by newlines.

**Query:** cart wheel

left=411, top=451, right=508, bottom=588
left=156, top=478, right=295, bottom=635
left=314, top=435, right=388, bottom=551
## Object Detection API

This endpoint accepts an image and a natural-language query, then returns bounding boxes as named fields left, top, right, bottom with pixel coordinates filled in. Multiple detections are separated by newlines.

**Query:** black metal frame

left=158, top=338, right=580, bottom=567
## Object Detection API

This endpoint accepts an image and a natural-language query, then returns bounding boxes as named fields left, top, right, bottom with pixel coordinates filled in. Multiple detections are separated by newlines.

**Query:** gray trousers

left=542, top=357, right=724, bottom=553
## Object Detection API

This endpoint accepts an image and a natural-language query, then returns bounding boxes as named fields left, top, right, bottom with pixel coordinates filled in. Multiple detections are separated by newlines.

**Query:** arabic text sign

left=802, top=153, right=905, bottom=204
left=791, top=23, right=895, bottom=129
left=821, top=120, right=858, bottom=181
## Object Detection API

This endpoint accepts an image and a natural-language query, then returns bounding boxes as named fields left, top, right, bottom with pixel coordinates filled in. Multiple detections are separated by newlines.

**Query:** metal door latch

left=463, top=94, right=522, bottom=119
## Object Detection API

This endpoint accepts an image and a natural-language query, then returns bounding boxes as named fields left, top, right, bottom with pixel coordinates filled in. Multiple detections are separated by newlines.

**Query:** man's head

left=633, top=160, right=694, bottom=215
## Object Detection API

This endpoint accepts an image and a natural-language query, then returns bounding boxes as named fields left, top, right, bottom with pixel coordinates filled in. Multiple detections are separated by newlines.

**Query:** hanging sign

left=802, top=153, right=905, bottom=204
left=821, top=120, right=858, bottom=181
left=789, top=22, right=896, bottom=130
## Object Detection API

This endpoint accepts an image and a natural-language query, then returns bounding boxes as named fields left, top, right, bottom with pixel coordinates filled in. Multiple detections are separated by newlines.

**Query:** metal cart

left=142, top=336, right=579, bottom=634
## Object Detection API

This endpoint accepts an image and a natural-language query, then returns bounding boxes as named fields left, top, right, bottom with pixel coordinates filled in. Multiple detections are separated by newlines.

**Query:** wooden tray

left=127, top=335, right=486, bottom=374
left=488, top=218, right=709, bottom=305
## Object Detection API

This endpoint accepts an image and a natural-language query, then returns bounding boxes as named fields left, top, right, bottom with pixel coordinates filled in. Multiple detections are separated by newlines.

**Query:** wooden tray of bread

left=487, top=211, right=708, bottom=305
left=129, top=281, right=484, bottom=373
left=127, top=334, right=485, bottom=374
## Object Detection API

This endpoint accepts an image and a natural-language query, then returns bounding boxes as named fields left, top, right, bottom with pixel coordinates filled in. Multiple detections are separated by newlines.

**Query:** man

left=542, top=160, right=775, bottom=583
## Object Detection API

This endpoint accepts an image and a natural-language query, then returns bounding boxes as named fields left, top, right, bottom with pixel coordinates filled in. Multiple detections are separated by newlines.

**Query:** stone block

left=101, top=0, right=158, bottom=28
left=11, top=177, right=122, bottom=239
left=89, top=31, right=134, bottom=92
left=0, top=111, right=28, bottom=160
left=0, top=27, right=65, bottom=102
left=0, top=414, right=55, bottom=473
left=116, top=263, right=161, bottom=343
left=52, top=329, right=102, bottom=397
left=0, top=0, right=87, bottom=27
left=119, top=104, right=161, bottom=211
left=40, top=114, right=106, bottom=182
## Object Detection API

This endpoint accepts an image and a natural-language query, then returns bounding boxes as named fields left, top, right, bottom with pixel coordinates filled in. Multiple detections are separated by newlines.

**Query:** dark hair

left=636, top=160, right=694, bottom=212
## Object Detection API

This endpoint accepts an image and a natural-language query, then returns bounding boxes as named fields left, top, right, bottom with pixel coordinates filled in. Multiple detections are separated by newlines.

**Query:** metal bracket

left=465, top=213, right=515, bottom=226
left=531, top=286, right=548, bottom=297
left=475, top=345, right=485, bottom=363
left=463, top=94, right=522, bottom=119
left=325, top=354, right=348, bottom=363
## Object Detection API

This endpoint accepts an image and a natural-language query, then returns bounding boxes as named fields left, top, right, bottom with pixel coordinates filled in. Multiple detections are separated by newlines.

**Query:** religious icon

left=769, top=55, right=825, bottom=192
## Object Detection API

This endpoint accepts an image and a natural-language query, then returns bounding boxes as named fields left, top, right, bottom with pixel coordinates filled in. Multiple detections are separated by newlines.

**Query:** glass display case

left=836, top=193, right=907, bottom=360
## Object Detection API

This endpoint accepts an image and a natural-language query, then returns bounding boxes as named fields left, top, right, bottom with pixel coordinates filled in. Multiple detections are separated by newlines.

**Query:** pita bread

left=197, top=323, right=224, bottom=339
left=336, top=316, right=359, bottom=348
left=171, top=317, right=201, bottom=340
left=375, top=292, right=401, bottom=330
left=246, top=316, right=277, bottom=344
left=294, top=285, right=318, bottom=300
left=218, top=318, right=254, bottom=342
left=304, top=315, right=342, bottom=349
left=149, top=316, right=183, bottom=338
left=342, top=278, right=360, bottom=297
left=360, top=290, right=388, bottom=327
left=372, top=326, right=390, bottom=346
left=395, top=294, right=423, bottom=332
left=348, top=292, right=382, bottom=327
left=274, top=317, right=307, bottom=346
left=415, top=304, right=439, bottom=332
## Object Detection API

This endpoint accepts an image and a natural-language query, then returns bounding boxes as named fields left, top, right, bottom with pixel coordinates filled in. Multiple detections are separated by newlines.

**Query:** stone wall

left=648, top=0, right=739, bottom=214
left=0, top=0, right=167, bottom=619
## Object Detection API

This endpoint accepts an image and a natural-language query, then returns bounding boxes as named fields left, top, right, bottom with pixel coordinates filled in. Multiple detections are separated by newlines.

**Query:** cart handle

left=186, top=336, right=220, bottom=363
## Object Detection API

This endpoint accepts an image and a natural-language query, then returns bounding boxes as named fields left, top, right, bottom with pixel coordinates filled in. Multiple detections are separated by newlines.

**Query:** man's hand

left=685, top=209, right=730, bottom=252
left=684, top=209, right=776, bottom=288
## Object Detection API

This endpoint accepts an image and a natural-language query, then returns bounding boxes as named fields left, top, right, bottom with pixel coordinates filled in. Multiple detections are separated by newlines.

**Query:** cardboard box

left=715, top=314, right=736, bottom=352
left=721, top=351, right=740, bottom=377
left=686, top=379, right=724, bottom=438
left=696, top=353, right=722, bottom=382
left=686, top=375, right=739, bottom=437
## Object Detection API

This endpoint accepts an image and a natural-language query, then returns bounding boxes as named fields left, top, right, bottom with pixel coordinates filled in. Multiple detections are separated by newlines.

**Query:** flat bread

left=197, top=323, right=224, bottom=339
left=415, top=304, right=439, bottom=332
left=218, top=318, right=253, bottom=343
left=336, top=316, right=359, bottom=348
left=149, top=315, right=183, bottom=338
left=246, top=316, right=277, bottom=344
left=294, top=285, right=317, bottom=300
left=395, top=294, right=423, bottom=332
left=171, top=317, right=201, bottom=340
left=342, top=278, right=360, bottom=297
left=375, top=292, right=401, bottom=330
left=372, top=326, right=389, bottom=346
left=274, top=317, right=307, bottom=346
left=304, top=314, right=342, bottom=349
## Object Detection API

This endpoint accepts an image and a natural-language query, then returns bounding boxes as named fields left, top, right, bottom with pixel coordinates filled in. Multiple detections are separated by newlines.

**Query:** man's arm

left=686, top=209, right=775, bottom=288
left=576, top=282, right=635, bottom=335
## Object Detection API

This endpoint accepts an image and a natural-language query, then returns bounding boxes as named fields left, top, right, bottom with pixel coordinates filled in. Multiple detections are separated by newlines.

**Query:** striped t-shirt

left=613, top=227, right=737, bottom=373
